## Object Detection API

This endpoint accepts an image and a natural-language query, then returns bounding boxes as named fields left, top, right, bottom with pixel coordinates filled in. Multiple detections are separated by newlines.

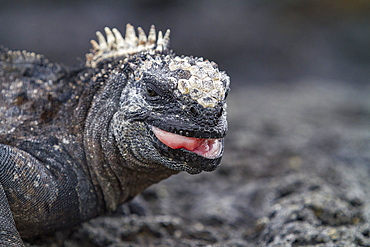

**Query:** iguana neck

left=80, top=71, right=177, bottom=212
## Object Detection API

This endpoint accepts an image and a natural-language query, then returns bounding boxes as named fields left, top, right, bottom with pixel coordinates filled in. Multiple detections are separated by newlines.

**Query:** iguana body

left=0, top=24, right=230, bottom=246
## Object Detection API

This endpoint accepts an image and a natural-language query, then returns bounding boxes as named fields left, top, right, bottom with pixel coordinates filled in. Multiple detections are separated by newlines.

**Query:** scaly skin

left=0, top=24, right=230, bottom=246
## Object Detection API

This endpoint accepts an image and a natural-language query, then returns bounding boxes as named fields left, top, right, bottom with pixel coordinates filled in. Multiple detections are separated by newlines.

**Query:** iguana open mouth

left=151, top=126, right=222, bottom=159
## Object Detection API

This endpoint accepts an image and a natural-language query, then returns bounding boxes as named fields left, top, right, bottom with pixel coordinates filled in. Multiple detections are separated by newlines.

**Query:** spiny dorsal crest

left=86, top=24, right=170, bottom=68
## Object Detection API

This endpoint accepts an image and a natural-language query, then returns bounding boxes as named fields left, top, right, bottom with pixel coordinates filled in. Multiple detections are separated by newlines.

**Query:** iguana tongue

left=151, top=126, right=222, bottom=159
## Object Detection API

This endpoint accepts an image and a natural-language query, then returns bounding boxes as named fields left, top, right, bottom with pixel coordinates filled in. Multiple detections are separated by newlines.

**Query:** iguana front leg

left=0, top=183, right=23, bottom=246
left=0, top=143, right=99, bottom=245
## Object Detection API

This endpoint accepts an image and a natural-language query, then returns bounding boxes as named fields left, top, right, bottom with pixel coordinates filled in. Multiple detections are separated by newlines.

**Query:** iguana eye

left=145, top=83, right=160, bottom=98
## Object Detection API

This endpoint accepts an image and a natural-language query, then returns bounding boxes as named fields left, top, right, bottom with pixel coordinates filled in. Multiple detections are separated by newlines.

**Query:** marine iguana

left=0, top=24, right=230, bottom=246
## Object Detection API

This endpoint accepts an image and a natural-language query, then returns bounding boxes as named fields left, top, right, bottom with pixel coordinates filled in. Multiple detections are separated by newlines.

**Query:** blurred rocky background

left=1, top=0, right=369, bottom=85
left=0, top=0, right=369, bottom=246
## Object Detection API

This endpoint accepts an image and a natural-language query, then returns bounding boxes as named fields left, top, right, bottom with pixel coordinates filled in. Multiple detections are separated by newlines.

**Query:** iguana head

left=86, top=24, right=230, bottom=174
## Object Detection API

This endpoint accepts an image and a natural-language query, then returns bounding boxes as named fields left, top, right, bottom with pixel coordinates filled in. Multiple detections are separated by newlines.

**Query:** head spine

left=86, top=24, right=170, bottom=68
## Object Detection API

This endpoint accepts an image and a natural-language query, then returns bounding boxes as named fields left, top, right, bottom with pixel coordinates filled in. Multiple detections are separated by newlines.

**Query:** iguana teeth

left=151, top=126, right=222, bottom=159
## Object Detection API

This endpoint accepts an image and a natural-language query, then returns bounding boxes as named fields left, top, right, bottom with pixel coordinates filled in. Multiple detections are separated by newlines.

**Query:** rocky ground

left=1, top=1, right=367, bottom=246
left=26, top=80, right=370, bottom=247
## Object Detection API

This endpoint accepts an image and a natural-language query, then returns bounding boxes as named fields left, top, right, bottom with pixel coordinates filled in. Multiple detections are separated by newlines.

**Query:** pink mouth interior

left=151, top=126, right=222, bottom=159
